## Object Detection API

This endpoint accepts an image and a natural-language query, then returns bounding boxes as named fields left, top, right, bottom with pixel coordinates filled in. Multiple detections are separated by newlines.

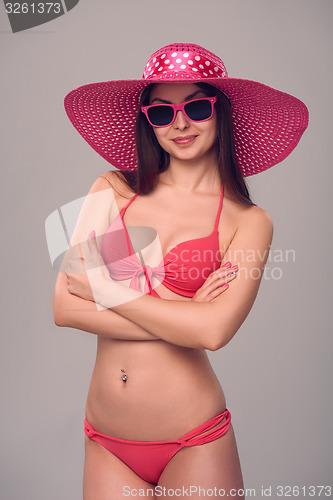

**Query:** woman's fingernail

left=231, top=265, right=238, bottom=270
left=89, top=230, right=96, bottom=239
left=223, top=262, right=231, bottom=268
left=222, top=283, right=229, bottom=289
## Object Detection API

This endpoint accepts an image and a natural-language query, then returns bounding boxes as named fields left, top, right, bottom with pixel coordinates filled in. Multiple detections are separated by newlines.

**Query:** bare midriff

left=85, top=280, right=227, bottom=442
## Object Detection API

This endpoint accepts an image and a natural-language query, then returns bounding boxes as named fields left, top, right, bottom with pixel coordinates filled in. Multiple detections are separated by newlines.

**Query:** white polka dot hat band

left=64, top=42, right=309, bottom=176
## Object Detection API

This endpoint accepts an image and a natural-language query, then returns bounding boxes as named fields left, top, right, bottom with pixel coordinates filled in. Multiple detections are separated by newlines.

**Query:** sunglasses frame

left=141, top=96, right=217, bottom=128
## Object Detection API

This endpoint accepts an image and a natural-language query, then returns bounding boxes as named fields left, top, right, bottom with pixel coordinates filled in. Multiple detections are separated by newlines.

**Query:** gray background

left=1, top=0, right=332, bottom=498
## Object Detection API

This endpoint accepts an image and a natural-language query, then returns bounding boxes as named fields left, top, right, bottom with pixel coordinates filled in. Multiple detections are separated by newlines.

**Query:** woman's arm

left=95, top=206, right=274, bottom=350
left=53, top=173, right=158, bottom=341
left=54, top=272, right=158, bottom=340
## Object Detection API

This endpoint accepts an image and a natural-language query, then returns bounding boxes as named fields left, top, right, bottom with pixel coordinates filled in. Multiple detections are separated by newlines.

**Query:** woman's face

left=148, top=83, right=218, bottom=164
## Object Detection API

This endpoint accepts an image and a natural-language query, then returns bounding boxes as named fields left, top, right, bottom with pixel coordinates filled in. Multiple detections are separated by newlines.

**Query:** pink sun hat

left=64, top=42, right=309, bottom=177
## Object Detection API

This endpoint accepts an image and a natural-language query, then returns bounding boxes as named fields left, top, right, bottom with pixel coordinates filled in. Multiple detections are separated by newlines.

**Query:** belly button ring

left=121, top=369, right=127, bottom=382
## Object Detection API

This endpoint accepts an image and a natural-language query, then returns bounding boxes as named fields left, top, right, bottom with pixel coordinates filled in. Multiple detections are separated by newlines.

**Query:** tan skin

left=53, top=83, right=273, bottom=498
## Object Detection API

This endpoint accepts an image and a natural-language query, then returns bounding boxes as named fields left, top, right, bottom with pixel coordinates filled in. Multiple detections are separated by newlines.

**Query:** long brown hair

left=114, top=82, right=256, bottom=206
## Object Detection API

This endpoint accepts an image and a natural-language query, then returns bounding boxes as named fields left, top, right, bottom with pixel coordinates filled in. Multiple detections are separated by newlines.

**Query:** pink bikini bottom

left=84, top=408, right=231, bottom=484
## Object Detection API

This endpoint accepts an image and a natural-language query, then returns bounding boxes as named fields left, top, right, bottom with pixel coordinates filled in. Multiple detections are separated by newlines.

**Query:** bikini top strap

left=214, top=184, right=224, bottom=232
left=120, top=193, right=138, bottom=217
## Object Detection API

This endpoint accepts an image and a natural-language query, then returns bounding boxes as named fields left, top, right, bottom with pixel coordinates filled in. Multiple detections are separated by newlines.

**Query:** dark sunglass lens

left=185, top=99, right=212, bottom=121
left=148, top=105, right=174, bottom=126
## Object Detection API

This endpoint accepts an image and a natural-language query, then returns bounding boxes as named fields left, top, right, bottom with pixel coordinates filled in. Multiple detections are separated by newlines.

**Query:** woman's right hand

left=191, top=262, right=238, bottom=303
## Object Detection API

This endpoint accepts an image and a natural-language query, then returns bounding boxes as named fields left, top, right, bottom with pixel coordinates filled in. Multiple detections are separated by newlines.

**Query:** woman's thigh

left=158, top=424, right=244, bottom=499
left=83, top=436, right=157, bottom=500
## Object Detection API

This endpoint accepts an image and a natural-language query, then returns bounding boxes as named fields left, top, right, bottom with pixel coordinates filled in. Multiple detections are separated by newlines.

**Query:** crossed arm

left=53, top=174, right=157, bottom=341
left=53, top=173, right=274, bottom=351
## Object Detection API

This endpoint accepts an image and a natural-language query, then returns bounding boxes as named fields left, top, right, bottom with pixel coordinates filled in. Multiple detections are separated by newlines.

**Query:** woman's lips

left=172, top=135, right=197, bottom=145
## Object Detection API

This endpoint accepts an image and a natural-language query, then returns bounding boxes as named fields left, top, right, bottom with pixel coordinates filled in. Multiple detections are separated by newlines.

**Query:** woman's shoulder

left=224, top=188, right=273, bottom=225
left=237, top=201, right=273, bottom=222
left=223, top=199, right=274, bottom=262
left=88, top=170, right=136, bottom=204
left=224, top=190, right=273, bottom=237
left=235, top=202, right=274, bottom=242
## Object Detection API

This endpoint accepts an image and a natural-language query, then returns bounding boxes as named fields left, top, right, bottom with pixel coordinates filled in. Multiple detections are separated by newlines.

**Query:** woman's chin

left=170, top=149, right=216, bottom=164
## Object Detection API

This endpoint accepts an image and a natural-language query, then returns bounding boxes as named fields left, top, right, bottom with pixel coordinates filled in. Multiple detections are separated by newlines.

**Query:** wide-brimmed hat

left=64, top=42, right=309, bottom=177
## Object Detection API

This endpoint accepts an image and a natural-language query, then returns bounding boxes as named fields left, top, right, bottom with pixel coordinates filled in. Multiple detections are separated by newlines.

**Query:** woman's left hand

left=191, top=261, right=238, bottom=303
left=65, top=230, right=111, bottom=302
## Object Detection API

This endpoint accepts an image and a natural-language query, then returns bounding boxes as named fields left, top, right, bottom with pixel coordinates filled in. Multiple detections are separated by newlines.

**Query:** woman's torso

left=85, top=172, right=246, bottom=440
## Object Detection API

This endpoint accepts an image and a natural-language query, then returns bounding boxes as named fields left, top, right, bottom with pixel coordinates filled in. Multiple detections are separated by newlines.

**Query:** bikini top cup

left=100, top=185, right=224, bottom=299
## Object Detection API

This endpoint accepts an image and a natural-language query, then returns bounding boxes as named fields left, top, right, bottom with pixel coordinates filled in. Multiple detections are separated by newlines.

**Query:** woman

left=53, top=43, right=308, bottom=498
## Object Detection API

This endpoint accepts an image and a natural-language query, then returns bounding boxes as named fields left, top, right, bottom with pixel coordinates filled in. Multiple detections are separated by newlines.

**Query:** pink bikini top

left=100, top=185, right=224, bottom=298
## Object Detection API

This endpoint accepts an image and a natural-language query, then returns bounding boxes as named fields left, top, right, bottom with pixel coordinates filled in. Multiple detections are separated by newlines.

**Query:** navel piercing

left=121, top=369, right=127, bottom=382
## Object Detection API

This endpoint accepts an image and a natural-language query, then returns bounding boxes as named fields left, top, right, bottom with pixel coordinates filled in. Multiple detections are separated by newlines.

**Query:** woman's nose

left=173, top=110, right=189, bottom=130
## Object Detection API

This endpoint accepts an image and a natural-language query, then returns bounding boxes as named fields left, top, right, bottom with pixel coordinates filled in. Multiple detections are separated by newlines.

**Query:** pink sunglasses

left=141, top=96, right=217, bottom=128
